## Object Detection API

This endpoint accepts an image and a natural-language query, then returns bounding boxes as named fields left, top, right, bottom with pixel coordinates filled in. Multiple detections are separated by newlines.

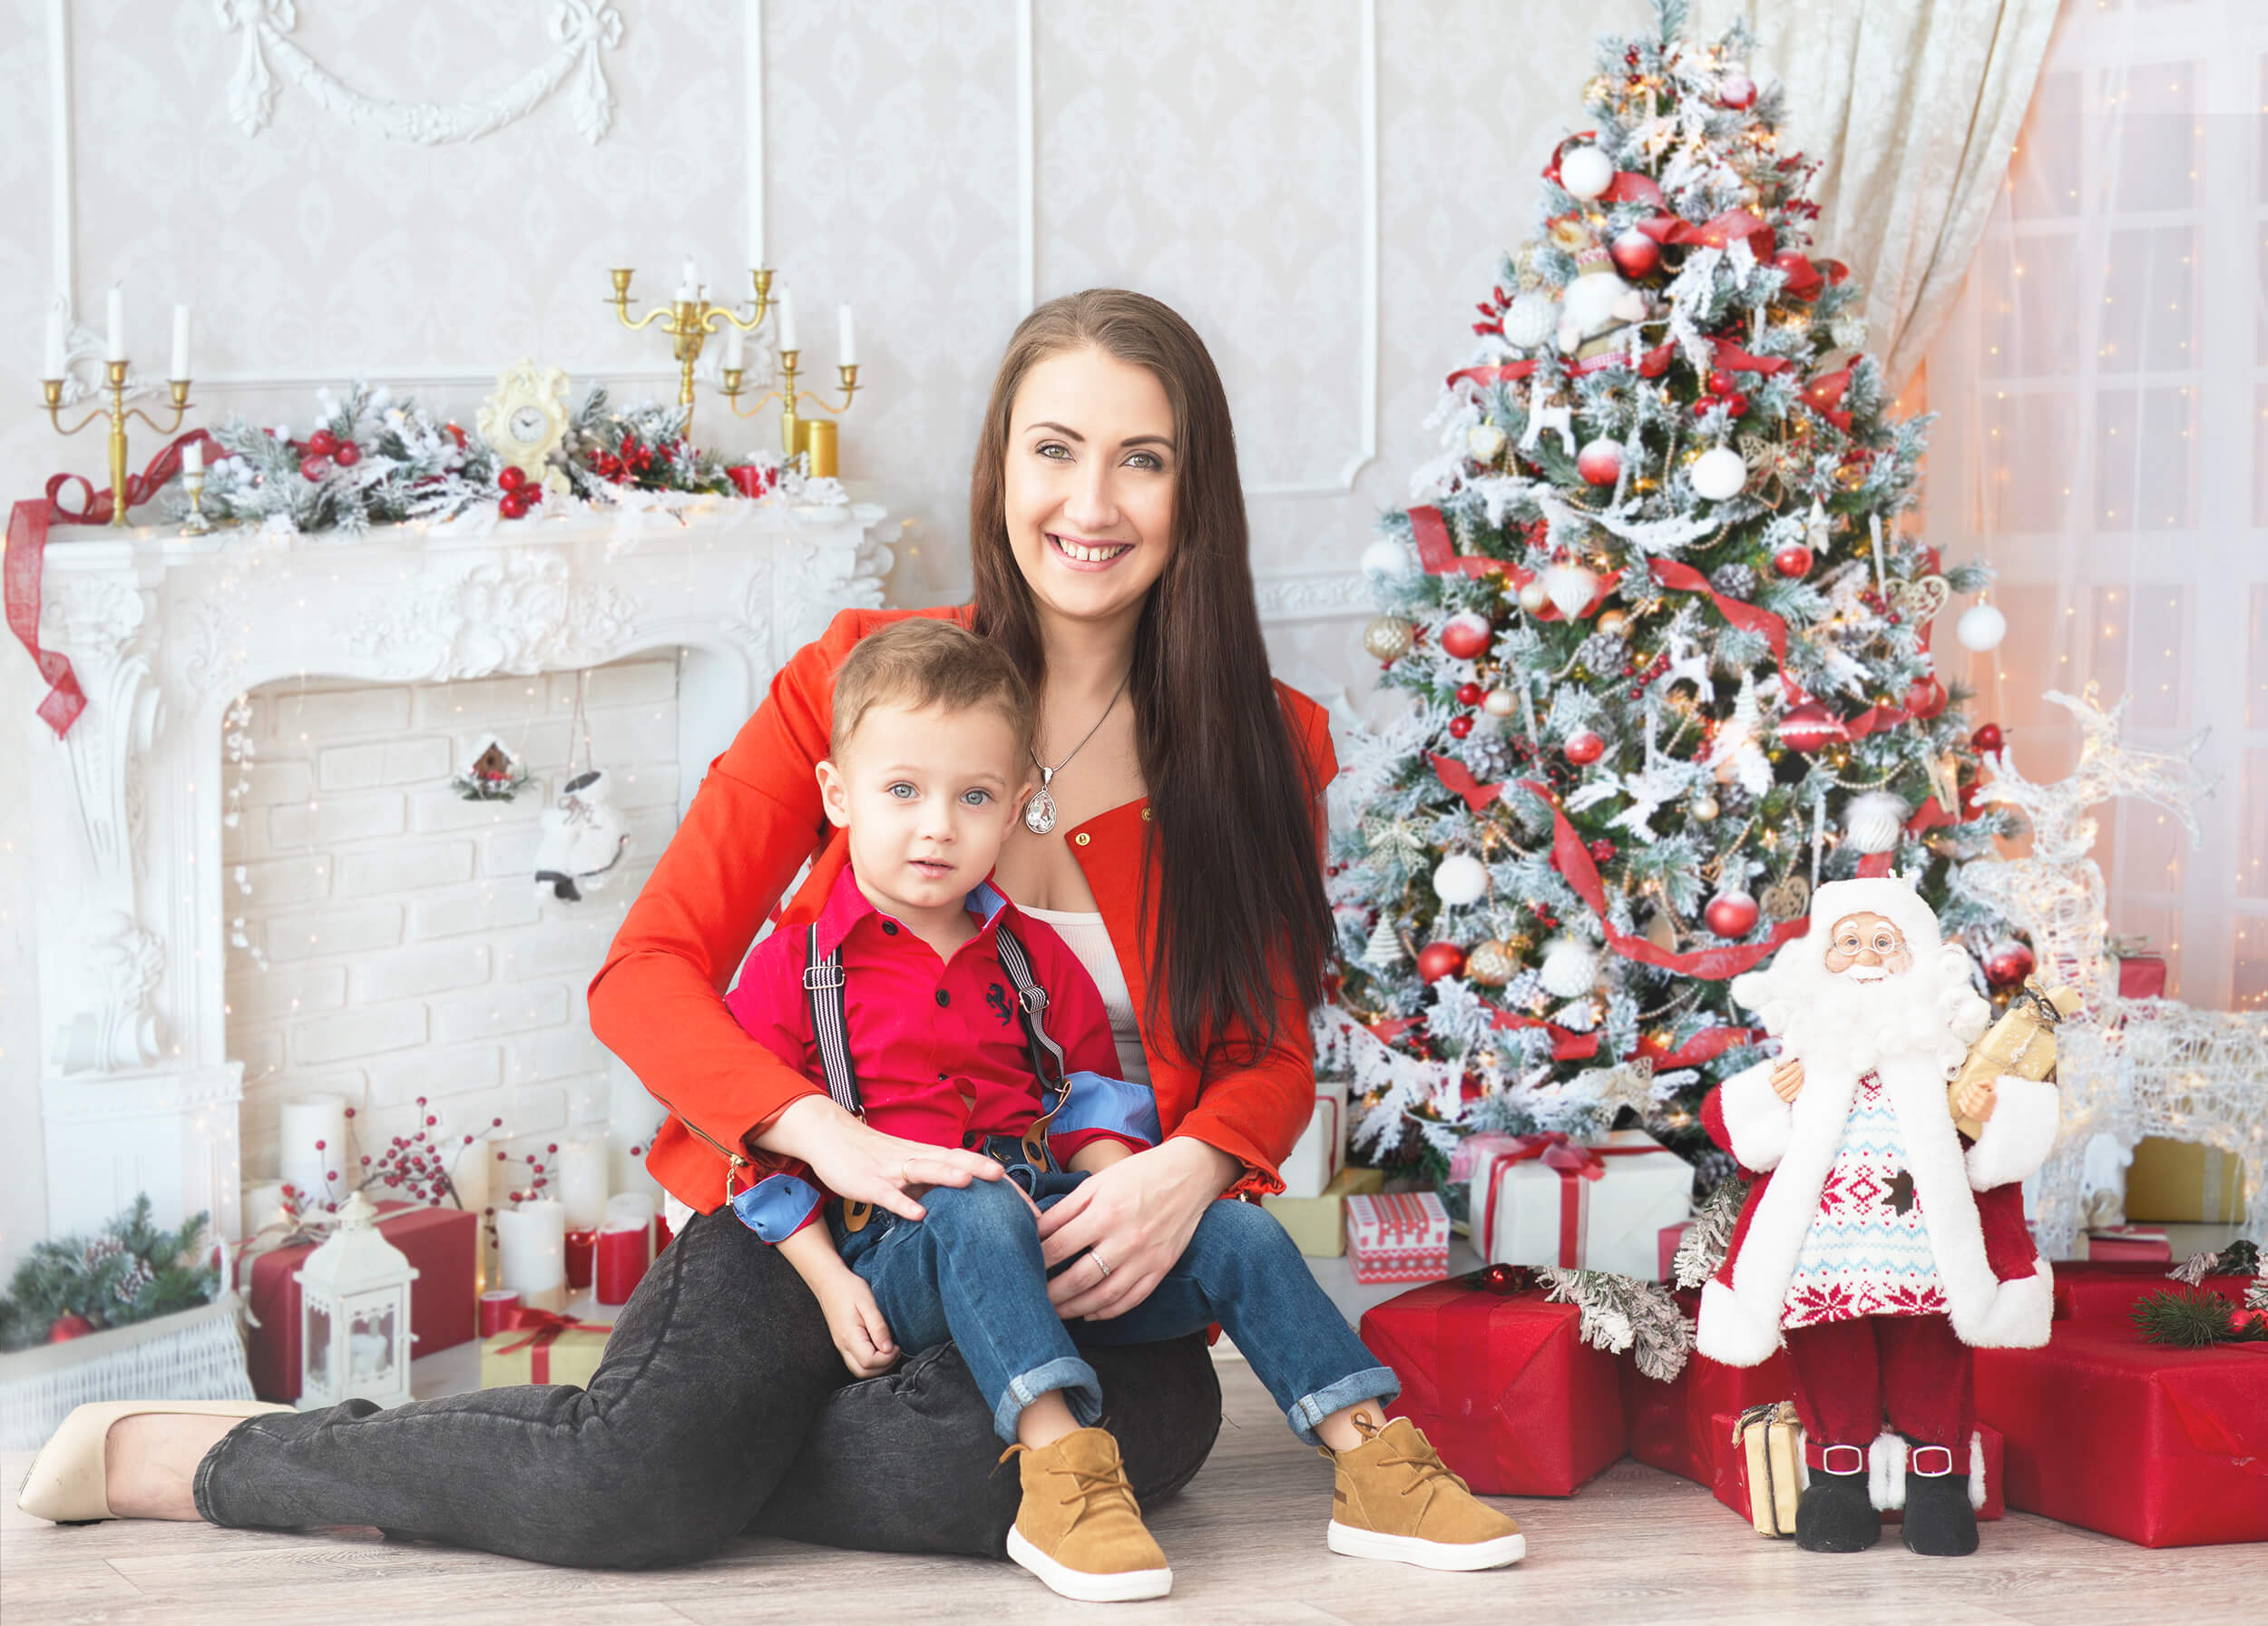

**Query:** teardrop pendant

left=1023, top=785, right=1057, bottom=835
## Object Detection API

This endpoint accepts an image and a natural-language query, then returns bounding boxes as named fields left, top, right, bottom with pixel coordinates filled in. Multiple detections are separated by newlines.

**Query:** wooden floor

left=4, top=1360, right=2258, bottom=1626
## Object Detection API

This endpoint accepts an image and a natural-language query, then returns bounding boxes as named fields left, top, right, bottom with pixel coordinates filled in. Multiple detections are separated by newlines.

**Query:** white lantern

left=296, top=1190, right=418, bottom=1410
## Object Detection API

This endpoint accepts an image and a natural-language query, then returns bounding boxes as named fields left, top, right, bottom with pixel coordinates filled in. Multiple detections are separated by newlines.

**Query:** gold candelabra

left=42, top=362, right=191, bottom=527
left=607, top=267, right=775, bottom=409
left=723, top=348, right=859, bottom=464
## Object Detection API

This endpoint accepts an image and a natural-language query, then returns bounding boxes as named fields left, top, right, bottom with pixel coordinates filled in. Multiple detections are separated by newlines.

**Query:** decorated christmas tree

left=1327, top=1, right=2019, bottom=1200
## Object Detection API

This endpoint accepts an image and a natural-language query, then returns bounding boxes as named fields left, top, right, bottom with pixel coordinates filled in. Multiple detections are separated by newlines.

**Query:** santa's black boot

left=1794, top=1454, right=1880, bottom=1553
left=1900, top=1443, right=1979, bottom=1556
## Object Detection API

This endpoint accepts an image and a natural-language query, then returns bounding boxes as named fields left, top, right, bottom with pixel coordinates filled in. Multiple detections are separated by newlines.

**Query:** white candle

left=556, top=1138, right=610, bottom=1231
left=44, top=308, right=64, bottom=378
left=495, top=1200, right=567, bottom=1313
left=170, top=304, right=190, bottom=381
left=607, top=1066, right=666, bottom=1200
left=447, top=1139, right=495, bottom=1288
left=105, top=286, right=125, bottom=363
left=725, top=320, right=746, bottom=372
left=279, top=1095, right=349, bottom=1213
left=183, top=440, right=204, bottom=475
left=775, top=284, right=797, bottom=353
left=837, top=302, right=856, bottom=367
left=678, top=257, right=699, bottom=301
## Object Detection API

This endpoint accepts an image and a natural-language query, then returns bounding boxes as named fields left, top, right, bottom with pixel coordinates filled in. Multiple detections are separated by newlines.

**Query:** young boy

left=724, top=619, right=1523, bottom=1602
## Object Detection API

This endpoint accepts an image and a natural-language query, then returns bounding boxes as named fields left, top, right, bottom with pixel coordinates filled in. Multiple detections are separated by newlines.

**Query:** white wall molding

left=1016, top=0, right=1380, bottom=501
left=1254, top=567, right=1370, bottom=624
left=218, top=0, right=626, bottom=145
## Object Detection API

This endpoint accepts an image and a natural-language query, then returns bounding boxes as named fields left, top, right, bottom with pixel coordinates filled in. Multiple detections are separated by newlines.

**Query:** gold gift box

left=1734, top=1401, right=1805, bottom=1538
left=1263, top=1167, right=1387, bottom=1258
left=480, top=1316, right=613, bottom=1387
left=2124, top=1137, right=2250, bottom=1224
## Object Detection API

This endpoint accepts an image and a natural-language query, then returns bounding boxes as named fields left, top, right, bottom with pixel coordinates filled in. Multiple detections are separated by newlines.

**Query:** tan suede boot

left=1002, top=1426, right=1174, bottom=1602
left=1325, top=1412, right=1526, bottom=1571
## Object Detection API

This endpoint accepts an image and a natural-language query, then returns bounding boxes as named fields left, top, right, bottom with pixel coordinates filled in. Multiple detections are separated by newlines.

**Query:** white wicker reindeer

left=1951, top=689, right=2266, bottom=1259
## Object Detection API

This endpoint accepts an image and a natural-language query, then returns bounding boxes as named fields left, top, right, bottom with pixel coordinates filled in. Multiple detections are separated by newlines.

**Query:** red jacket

left=588, top=605, right=1337, bottom=1213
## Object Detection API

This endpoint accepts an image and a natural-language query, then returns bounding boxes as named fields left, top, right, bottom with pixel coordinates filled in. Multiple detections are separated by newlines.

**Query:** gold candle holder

left=607, top=267, right=774, bottom=409
left=42, top=362, right=192, bottom=528
left=181, top=464, right=215, bottom=535
left=723, top=352, right=860, bottom=462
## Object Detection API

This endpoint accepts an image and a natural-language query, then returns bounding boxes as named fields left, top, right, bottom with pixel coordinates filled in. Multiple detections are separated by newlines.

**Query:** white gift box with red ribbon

left=1466, top=1129, right=1693, bottom=1279
left=1344, top=1190, right=1451, bottom=1284
left=1276, top=1079, right=1348, bottom=1200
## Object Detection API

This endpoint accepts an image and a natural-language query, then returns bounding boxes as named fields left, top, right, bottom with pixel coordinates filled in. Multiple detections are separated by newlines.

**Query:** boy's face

left=817, top=700, right=1034, bottom=917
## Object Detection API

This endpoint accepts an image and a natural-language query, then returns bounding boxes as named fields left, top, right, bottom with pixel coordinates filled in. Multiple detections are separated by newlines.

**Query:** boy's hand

left=816, top=1272, right=898, bottom=1378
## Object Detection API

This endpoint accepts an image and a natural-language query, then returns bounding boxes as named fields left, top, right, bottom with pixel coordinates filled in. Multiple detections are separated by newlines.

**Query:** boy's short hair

left=829, top=618, right=1037, bottom=767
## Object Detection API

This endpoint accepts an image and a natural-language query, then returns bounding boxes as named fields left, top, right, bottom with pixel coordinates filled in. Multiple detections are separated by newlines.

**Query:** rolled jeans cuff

left=993, top=1355, right=1103, bottom=1444
left=1287, top=1365, right=1401, bottom=1449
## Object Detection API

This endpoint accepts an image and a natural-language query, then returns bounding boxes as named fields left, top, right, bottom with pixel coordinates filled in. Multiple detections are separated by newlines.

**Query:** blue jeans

left=844, top=1171, right=1399, bottom=1445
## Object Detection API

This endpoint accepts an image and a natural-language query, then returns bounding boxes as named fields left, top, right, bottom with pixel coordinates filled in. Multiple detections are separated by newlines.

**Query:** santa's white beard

left=1735, top=944, right=1981, bottom=1082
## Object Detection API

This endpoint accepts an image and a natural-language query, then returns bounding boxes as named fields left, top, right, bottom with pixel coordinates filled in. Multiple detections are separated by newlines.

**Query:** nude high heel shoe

left=16, top=1399, right=294, bottom=1523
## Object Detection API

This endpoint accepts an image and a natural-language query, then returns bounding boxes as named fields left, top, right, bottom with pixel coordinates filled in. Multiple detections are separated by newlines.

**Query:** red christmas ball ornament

left=1608, top=227, right=1661, bottom=279
left=298, top=454, right=332, bottom=482
left=499, top=491, right=530, bottom=520
left=496, top=465, right=527, bottom=493
left=48, top=1312, right=97, bottom=1342
left=1575, top=436, right=1623, bottom=486
left=1480, top=1261, right=1520, bottom=1296
left=1717, top=71, right=1757, bottom=109
left=1971, top=721, right=2004, bottom=754
left=1563, top=729, right=1607, bottom=767
left=332, top=440, right=360, bottom=468
left=1706, top=368, right=1735, bottom=397
left=1448, top=714, right=1475, bottom=740
left=1705, top=888, right=1761, bottom=938
left=1725, top=392, right=1750, bottom=418
left=523, top=482, right=543, bottom=504
left=1772, top=544, right=1814, bottom=578
left=1983, top=939, right=2036, bottom=988
left=306, top=429, right=339, bottom=458
left=1777, top=700, right=1846, bottom=753
left=1416, top=941, right=1468, bottom=984
left=1905, top=676, right=1947, bottom=720
left=1438, top=612, right=1493, bottom=661
left=1455, top=681, right=1483, bottom=707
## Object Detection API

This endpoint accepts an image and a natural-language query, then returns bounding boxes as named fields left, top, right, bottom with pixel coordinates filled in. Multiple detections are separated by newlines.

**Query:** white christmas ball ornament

left=1558, top=144, right=1616, bottom=201
left=1541, top=562, right=1600, bottom=620
left=1468, top=422, right=1509, bottom=463
left=1539, top=936, right=1598, bottom=999
left=1516, top=580, right=1549, bottom=615
left=1956, top=601, right=2008, bottom=652
left=1689, top=446, right=1748, bottom=502
left=1501, top=291, right=1559, bottom=349
left=1360, top=538, right=1416, bottom=581
left=1431, top=853, right=1491, bottom=908
left=1843, top=791, right=1910, bottom=855
left=1482, top=687, right=1520, bottom=719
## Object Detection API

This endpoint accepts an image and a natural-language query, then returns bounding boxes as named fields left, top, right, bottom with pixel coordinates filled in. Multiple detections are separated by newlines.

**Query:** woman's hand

left=758, top=1093, right=1005, bottom=1222
left=1039, top=1137, right=1240, bottom=1321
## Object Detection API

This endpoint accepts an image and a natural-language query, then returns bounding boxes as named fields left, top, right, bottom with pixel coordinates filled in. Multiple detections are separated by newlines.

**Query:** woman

left=24, top=290, right=1338, bottom=1568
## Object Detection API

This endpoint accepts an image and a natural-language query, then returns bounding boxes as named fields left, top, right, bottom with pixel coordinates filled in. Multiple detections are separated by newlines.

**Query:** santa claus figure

left=1698, top=876, right=2058, bottom=1557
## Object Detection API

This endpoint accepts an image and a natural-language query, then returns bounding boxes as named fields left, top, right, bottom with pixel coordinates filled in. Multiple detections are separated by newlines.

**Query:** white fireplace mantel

left=28, top=496, right=895, bottom=1243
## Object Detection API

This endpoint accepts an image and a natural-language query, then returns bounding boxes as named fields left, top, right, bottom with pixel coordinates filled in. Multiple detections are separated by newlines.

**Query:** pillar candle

left=556, top=1138, right=610, bottom=1231
left=170, top=303, right=190, bottom=381
left=726, top=320, right=746, bottom=372
left=606, top=1064, right=666, bottom=1200
left=279, top=1095, right=348, bottom=1213
left=496, top=1200, right=567, bottom=1314
left=837, top=302, right=855, bottom=367
left=478, top=1289, right=523, bottom=1338
left=596, top=1193, right=656, bottom=1306
left=447, top=1138, right=494, bottom=1288
left=565, top=1229, right=598, bottom=1291
left=678, top=258, right=699, bottom=300
left=183, top=439, right=203, bottom=475
left=105, top=286, right=125, bottom=363
left=775, top=284, right=797, bottom=353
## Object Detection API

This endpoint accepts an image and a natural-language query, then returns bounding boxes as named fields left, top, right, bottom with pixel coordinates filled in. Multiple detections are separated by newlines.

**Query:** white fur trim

left=1869, top=1433, right=1909, bottom=1511
left=1965, top=1074, right=2061, bottom=1191
left=1969, top=1429, right=1986, bottom=1511
left=1718, top=1059, right=1794, bottom=1171
left=1695, top=1278, right=1785, bottom=1366
left=1706, top=1062, right=1862, bottom=1354
left=1966, top=1264, right=2055, bottom=1350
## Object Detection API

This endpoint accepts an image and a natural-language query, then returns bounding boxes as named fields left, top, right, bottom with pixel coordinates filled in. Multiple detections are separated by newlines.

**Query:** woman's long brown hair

left=969, top=289, right=1332, bottom=1065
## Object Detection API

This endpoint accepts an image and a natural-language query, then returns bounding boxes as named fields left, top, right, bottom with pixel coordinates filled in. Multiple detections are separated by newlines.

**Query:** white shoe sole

left=1007, top=1523, right=1174, bottom=1602
left=1326, top=1519, right=1527, bottom=1571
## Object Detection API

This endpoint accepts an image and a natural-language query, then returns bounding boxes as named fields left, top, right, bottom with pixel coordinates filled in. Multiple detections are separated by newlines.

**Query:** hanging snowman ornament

left=533, top=671, right=631, bottom=903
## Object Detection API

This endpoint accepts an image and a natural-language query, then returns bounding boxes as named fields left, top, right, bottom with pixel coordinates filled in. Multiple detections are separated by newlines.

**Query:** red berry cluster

left=1623, top=648, right=1671, bottom=699
left=1695, top=367, right=1749, bottom=419
left=587, top=433, right=686, bottom=488
left=1471, top=283, right=1514, bottom=337
left=495, top=464, right=546, bottom=520
left=298, top=428, right=362, bottom=483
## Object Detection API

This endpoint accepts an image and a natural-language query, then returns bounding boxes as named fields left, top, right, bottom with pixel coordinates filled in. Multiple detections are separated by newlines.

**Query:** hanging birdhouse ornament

left=452, top=733, right=533, bottom=802
left=296, top=1189, right=419, bottom=1410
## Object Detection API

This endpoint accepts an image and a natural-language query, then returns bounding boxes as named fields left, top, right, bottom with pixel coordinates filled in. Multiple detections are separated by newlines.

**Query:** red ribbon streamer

left=1647, top=558, right=1790, bottom=667
left=7, top=429, right=220, bottom=737
left=1407, top=505, right=1499, bottom=579
left=1708, top=338, right=1790, bottom=376
left=1431, top=752, right=1503, bottom=813
left=1801, top=366, right=1855, bottom=430
left=1446, top=360, right=1540, bottom=390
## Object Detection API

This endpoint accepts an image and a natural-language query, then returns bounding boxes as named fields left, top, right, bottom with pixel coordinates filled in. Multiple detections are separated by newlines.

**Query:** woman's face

left=1002, top=345, right=1177, bottom=634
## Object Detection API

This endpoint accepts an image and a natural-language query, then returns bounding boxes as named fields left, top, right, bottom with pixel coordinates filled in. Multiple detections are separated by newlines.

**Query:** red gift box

left=1358, top=1281, right=1627, bottom=1495
left=2087, top=1225, right=2172, bottom=1263
left=2116, top=954, right=2167, bottom=999
left=2053, top=1261, right=2255, bottom=1324
left=1707, top=1411, right=2005, bottom=1524
left=1623, top=1340, right=1791, bottom=1485
left=245, top=1200, right=480, bottom=1403
left=1976, top=1322, right=2268, bottom=1546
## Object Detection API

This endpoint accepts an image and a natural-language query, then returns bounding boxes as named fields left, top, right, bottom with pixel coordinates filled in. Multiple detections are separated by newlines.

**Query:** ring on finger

left=1091, top=1249, right=1111, bottom=1278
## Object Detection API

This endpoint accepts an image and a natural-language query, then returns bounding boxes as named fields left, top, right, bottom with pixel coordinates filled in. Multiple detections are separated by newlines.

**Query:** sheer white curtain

left=1924, top=0, right=2268, bottom=1014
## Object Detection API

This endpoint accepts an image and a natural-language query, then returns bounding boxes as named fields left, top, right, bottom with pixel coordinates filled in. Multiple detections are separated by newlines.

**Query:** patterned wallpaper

left=0, top=0, right=1660, bottom=1255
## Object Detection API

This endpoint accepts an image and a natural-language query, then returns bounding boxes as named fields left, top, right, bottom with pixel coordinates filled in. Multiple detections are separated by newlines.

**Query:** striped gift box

left=1345, top=1190, right=1450, bottom=1284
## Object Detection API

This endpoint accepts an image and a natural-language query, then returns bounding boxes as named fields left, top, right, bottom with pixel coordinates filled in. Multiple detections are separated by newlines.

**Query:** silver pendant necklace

left=1024, top=670, right=1131, bottom=836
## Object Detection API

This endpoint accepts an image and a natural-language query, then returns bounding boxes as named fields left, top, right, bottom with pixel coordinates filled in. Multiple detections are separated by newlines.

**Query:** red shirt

left=721, top=866, right=1149, bottom=1238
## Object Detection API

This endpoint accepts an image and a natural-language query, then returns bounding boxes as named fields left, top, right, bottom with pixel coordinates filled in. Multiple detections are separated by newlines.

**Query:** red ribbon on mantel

left=1479, top=1132, right=1657, bottom=1268
left=492, top=1307, right=613, bottom=1384
left=6, top=429, right=221, bottom=737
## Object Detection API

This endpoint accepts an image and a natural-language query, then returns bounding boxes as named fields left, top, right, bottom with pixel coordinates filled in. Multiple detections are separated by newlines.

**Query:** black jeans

left=195, top=1205, right=1222, bottom=1568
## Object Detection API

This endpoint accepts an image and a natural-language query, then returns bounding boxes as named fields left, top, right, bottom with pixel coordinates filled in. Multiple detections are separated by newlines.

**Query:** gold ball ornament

left=1517, top=581, right=1549, bottom=615
left=1363, top=615, right=1415, bottom=662
left=1597, top=609, right=1629, bottom=637
left=1690, top=794, right=1719, bottom=822
left=1465, top=940, right=1517, bottom=987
